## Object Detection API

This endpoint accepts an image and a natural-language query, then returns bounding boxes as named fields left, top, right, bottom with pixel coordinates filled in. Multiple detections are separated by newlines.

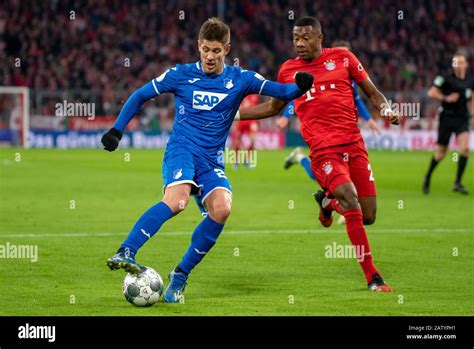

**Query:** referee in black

left=423, top=51, right=473, bottom=194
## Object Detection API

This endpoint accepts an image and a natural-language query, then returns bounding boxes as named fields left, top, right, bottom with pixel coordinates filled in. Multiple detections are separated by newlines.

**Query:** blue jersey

left=113, top=61, right=303, bottom=166
left=155, top=62, right=270, bottom=155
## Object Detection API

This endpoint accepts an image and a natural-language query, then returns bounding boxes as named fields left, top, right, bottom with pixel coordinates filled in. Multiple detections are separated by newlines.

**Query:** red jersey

left=277, top=48, right=369, bottom=150
left=238, top=94, right=259, bottom=128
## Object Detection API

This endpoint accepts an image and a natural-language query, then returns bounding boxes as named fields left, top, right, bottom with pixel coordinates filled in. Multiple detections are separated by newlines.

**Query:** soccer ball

left=122, top=267, right=164, bottom=307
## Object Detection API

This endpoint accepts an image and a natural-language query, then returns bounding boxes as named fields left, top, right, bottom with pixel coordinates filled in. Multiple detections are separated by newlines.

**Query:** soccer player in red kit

left=238, top=16, right=399, bottom=292
left=232, top=94, right=260, bottom=168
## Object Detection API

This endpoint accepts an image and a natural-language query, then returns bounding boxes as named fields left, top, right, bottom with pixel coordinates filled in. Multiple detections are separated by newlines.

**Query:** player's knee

left=459, top=149, right=469, bottom=157
left=208, top=203, right=232, bottom=223
left=170, top=196, right=189, bottom=214
left=363, top=211, right=376, bottom=225
left=436, top=149, right=447, bottom=160
left=337, top=189, right=359, bottom=211
left=163, top=194, right=189, bottom=214
left=207, top=195, right=232, bottom=223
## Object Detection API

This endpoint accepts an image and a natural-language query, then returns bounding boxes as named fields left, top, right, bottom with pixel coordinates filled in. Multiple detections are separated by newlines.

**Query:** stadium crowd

left=1, top=0, right=473, bottom=127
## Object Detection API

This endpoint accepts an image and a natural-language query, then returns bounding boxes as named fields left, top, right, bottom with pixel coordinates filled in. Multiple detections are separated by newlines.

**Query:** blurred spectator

left=1, top=0, right=472, bottom=127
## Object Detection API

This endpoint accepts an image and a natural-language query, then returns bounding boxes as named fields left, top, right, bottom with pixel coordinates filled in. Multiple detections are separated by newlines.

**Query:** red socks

left=327, top=198, right=344, bottom=215
left=343, top=208, right=379, bottom=283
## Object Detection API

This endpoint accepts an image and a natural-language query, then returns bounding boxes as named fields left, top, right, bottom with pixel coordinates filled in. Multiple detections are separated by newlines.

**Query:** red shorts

left=310, top=140, right=376, bottom=197
left=236, top=120, right=258, bottom=134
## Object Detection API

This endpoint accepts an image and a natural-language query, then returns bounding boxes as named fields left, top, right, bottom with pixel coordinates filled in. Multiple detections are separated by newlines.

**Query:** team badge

left=224, top=78, right=234, bottom=89
left=323, top=162, right=333, bottom=174
left=324, top=60, right=336, bottom=71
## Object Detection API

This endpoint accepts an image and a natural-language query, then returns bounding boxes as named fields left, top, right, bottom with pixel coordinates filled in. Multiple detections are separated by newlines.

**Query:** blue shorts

left=162, top=145, right=232, bottom=214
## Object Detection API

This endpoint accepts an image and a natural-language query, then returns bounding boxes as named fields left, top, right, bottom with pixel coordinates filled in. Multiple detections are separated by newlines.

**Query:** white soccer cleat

left=337, top=214, right=346, bottom=225
left=284, top=147, right=304, bottom=169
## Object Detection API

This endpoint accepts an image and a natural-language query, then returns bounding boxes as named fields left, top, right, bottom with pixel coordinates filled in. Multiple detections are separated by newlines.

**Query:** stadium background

left=0, top=0, right=473, bottom=318
left=1, top=0, right=473, bottom=149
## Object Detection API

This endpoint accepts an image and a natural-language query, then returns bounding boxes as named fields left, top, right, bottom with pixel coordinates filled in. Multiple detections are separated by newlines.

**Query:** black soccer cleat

left=313, top=190, right=333, bottom=227
left=422, top=176, right=430, bottom=195
left=452, top=183, right=469, bottom=195
left=368, top=273, right=392, bottom=292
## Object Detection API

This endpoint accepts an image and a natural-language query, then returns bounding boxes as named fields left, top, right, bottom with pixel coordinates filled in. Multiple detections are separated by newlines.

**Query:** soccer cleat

left=164, top=270, right=188, bottom=303
left=313, top=190, right=333, bottom=228
left=283, top=147, right=303, bottom=170
left=422, top=176, right=430, bottom=195
left=368, top=274, right=392, bottom=292
left=106, top=252, right=143, bottom=274
left=453, top=182, right=469, bottom=195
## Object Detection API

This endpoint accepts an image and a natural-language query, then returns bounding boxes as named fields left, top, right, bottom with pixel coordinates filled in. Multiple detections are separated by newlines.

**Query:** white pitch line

left=0, top=228, right=472, bottom=239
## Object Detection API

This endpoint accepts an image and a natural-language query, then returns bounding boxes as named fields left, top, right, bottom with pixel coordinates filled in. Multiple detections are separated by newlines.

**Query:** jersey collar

left=195, top=60, right=228, bottom=77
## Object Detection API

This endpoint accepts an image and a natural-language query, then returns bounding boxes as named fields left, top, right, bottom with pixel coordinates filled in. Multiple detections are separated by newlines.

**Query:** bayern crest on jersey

left=324, top=60, right=336, bottom=71
left=323, top=161, right=333, bottom=174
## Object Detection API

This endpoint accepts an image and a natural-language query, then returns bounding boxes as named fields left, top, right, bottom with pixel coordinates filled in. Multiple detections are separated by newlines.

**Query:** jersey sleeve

left=152, top=65, right=180, bottom=94
left=282, top=101, right=295, bottom=118
left=241, top=70, right=268, bottom=95
left=346, top=51, right=368, bottom=83
left=432, top=75, right=447, bottom=90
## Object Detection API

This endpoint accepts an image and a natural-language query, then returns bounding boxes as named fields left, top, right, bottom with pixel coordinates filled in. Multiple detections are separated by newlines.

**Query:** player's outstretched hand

left=101, top=128, right=123, bottom=152
left=295, top=72, right=314, bottom=93
left=384, top=110, right=400, bottom=126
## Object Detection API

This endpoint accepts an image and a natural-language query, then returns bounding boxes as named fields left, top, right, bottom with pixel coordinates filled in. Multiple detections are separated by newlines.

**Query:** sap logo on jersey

left=193, top=91, right=228, bottom=110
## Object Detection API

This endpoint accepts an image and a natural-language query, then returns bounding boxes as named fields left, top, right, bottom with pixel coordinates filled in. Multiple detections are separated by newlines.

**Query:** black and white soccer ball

left=122, top=267, right=164, bottom=307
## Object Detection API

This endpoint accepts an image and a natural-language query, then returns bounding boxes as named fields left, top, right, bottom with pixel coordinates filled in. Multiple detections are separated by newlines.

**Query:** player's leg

left=453, top=130, right=469, bottom=194
left=423, top=120, right=451, bottom=194
left=284, top=147, right=316, bottom=180
left=107, top=147, right=198, bottom=273
left=106, top=184, right=189, bottom=274
left=358, top=196, right=376, bottom=225
left=311, top=144, right=390, bottom=291
left=164, top=168, right=231, bottom=303
left=423, top=144, right=448, bottom=194
left=248, top=122, right=258, bottom=152
left=348, top=150, right=377, bottom=225
left=314, top=171, right=377, bottom=227
left=331, top=182, right=390, bottom=292
left=232, top=126, right=242, bottom=169
left=244, top=122, right=258, bottom=168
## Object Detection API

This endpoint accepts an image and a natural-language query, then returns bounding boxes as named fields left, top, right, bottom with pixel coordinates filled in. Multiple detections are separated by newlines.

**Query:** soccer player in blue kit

left=101, top=18, right=313, bottom=303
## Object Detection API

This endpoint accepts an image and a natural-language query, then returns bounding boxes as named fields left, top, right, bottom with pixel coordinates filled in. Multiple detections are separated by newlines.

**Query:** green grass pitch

left=0, top=148, right=472, bottom=316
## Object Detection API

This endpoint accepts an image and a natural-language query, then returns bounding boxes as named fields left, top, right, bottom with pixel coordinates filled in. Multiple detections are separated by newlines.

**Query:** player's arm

left=345, top=51, right=398, bottom=125
left=353, top=83, right=381, bottom=134
left=427, top=78, right=459, bottom=103
left=358, top=77, right=399, bottom=125
left=239, top=97, right=287, bottom=120
left=101, top=82, right=157, bottom=151
left=238, top=72, right=313, bottom=120
left=102, top=67, right=178, bottom=151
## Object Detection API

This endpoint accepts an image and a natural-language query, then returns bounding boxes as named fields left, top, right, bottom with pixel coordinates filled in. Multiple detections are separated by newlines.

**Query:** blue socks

left=121, top=201, right=174, bottom=257
left=119, top=201, right=225, bottom=276
left=300, top=157, right=316, bottom=180
left=178, top=215, right=224, bottom=274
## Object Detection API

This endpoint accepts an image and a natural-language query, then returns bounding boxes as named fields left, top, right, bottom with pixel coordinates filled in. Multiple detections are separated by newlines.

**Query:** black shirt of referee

left=433, top=73, right=473, bottom=145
